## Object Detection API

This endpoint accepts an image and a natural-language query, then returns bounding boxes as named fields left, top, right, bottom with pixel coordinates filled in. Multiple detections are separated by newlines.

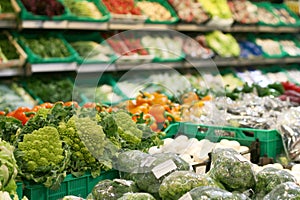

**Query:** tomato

left=0, top=111, right=5, bottom=115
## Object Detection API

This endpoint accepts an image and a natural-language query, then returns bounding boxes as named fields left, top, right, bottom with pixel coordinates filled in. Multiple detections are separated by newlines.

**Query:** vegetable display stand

left=66, top=0, right=111, bottom=30
left=164, top=122, right=284, bottom=160
left=16, top=181, right=23, bottom=199
left=135, top=0, right=179, bottom=24
left=23, top=170, right=119, bottom=200
left=12, top=0, right=69, bottom=29
left=0, top=31, right=27, bottom=70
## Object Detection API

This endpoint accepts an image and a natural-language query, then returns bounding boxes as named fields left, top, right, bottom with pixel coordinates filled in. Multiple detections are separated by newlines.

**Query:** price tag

left=152, top=159, right=177, bottom=179
left=235, top=154, right=250, bottom=163
left=179, top=192, right=193, bottom=200
left=195, top=165, right=206, bottom=174
left=114, top=179, right=133, bottom=186
left=140, top=156, right=157, bottom=168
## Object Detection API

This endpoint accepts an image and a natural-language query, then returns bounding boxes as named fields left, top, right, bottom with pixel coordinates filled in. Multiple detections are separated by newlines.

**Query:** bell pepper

left=136, top=91, right=155, bottom=105
left=7, top=107, right=32, bottom=125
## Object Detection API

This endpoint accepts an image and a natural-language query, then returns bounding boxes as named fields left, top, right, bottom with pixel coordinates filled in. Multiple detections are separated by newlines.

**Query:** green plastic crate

left=63, top=31, right=117, bottom=64
left=71, top=74, right=128, bottom=106
left=11, top=182, right=23, bottom=200
left=64, top=0, right=111, bottom=22
left=14, top=32, right=78, bottom=64
left=269, top=3, right=300, bottom=27
left=254, top=2, right=282, bottom=27
left=15, top=0, right=70, bottom=21
left=23, top=170, right=119, bottom=200
left=135, top=0, right=179, bottom=24
left=163, top=122, right=284, bottom=160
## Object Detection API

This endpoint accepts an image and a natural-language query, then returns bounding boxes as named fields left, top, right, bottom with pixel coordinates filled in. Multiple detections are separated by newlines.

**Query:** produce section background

left=1, top=0, right=300, bottom=200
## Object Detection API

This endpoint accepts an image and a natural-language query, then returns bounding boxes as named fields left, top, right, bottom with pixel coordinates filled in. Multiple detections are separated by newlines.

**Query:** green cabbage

left=263, top=182, right=300, bottom=200
left=91, top=179, right=139, bottom=200
left=159, top=171, right=224, bottom=200
left=208, top=148, right=255, bottom=192
left=180, top=186, right=250, bottom=200
left=255, top=167, right=296, bottom=198
left=117, top=192, right=156, bottom=200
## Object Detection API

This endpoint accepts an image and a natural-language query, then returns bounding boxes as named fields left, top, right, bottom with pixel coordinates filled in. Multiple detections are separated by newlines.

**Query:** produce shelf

left=21, top=20, right=68, bottom=29
left=29, top=63, right=77, bottom=73
left=0, top=20, right=17, bottom=28
left=67, top=22, right=108, bottom=30
left=77, top=63, right=116, bottom=73
left=0, top=68, right=24, bottom=76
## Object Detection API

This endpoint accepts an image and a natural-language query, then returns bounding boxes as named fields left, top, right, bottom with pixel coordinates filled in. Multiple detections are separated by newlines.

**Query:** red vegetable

left=21, top=0, right=65, bottom=17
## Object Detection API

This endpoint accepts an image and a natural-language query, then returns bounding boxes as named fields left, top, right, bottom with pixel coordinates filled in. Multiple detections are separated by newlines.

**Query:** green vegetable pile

left=206, top=31, right=240, bottom=57
left=0, top=34, right=19, bottom=61
left=0, top=139, right=18, bottom=196
left=263, top=182, right=300, bottom=200
left=0, top=0, right=14, bottom=13
left=15, top=126, right=70, bottom=189
left=208, top=148, right=256, bottom=192
left=181, top=186, right=250, bottom=200
left=116, top=151, right=190, bottom=197
left=70, top=41, right=114, bottom=62
left=159, top=171, right=223, bottom=200
left=25, top=76, right=82, bottom=103
left=89, top=179, right=139, bottom=200
left=118, top=192, right=156, bottom=200
left=226, top=82, right=285, bottom=100
left=255, top=167, right=296, bottom=199
left=20, top=36, right=71, bottom=58
left=9, top=102, right=162, bottom=189
left=63, top=0, right=103, bottom=19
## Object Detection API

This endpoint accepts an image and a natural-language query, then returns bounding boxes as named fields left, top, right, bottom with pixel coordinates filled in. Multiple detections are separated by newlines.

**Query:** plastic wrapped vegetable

left=255, top=167, right=296, bottom=198
left=208, top=148, right=255, bottom=192
left=263, top=182, right=300, bottom=200
left=90, top=179, right=139, bottom=200
left=179, top=186, right=250, bottom=200
left=117, top=151, right=189, bottom=196
left=0, top=139, right=18, bottom=195
left=159, top=171, right=223, bottom=200
left=117, top=192, right=156, bottom=200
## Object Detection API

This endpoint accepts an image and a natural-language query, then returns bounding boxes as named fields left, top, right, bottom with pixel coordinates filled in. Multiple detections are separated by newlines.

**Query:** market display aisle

left=1, top=0, right=300, bottom=200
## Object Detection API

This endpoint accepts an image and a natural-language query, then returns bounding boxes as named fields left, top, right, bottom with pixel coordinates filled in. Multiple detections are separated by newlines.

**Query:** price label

left=179, top=192, right=193, bottom=200
left=152, top=159, right=177, bottom=179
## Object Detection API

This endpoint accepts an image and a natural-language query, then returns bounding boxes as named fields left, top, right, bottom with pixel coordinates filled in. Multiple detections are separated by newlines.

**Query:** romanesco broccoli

left=112, top=111, right=143, bottom=145
left=15, top=126, right=68, bottom=189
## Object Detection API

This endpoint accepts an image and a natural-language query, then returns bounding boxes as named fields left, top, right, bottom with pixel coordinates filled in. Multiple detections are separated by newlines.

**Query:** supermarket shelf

left=0, top=20, right=17, bottom=29
left=115, top=61, right=184, bottom=71
left=176, top=24, right=300, bottom=33
left=67, top=22, right=108, bottom=30
left=0, top=68, right=23, bottom=76
left=16, top=20, right=300, bottom=33
left=185, top=57, right=300, bottom=68
left=21, top=20, right=68, bottom=29
left=30, top=62, right=77, bottom=73
left=77, top=63, right=116, bottom=73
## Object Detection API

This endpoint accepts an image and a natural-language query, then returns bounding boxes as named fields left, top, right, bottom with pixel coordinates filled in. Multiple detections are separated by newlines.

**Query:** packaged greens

left=0, top=139, right=18, bottom=196
left=255, top=167, right=296, bottom=198
left=117, top=192, right=156, bottom=200
left=208, top=148, right=255, bottom=192
left=159, top=171, right=224, bottom=200
left=263, top=182, right=300, bottom=200
left=90, top=179, right=139, bottom=200
left=116, top=151, right=189, bottom=196
left=179, top=186, right=250, bottom=200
